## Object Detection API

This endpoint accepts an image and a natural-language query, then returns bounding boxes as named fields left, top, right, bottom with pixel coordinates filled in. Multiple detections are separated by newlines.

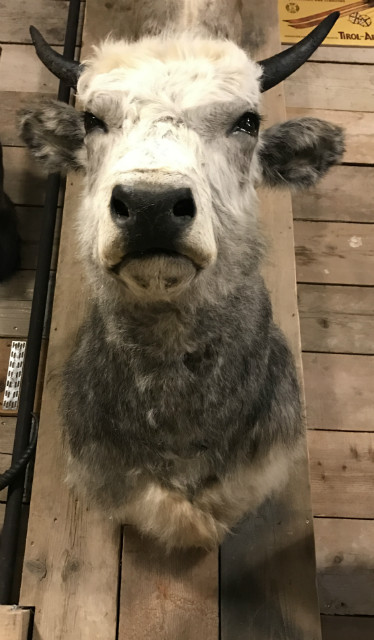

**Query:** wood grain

left=0, top=301, right=32, bottom=339
left=119, top=527, right=218, bottom=640
left=2, top=148, right=47, bottom=206
left=0, top=606, right=30, bottom=640
left=314, top=518, right=374, bottom=616
left=321, top=615, right=374, bottom=640
left=295, top=221, right=374, bottom=286
left=303, top=353, right=374, bottom=432
left=292, top=165, right=374, bottom=224
left=0, top=416, right=16, bottom=454
left=221, top=2, right=321, bottom=639
left=308, top=430, right=374, bottom=518
left=18, top=1, right=122, bottom=635
left=287, top=107, right=374, bottom=165
left=285, top=62, right=374, bottom=112
left=298, top=284, right=374, bottom=354
left=0, top=0, right=84, bottom=45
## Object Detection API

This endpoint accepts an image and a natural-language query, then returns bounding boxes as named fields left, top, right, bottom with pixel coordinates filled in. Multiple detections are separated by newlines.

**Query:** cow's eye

left=84, top=111, right=107, bottom=134
left=231, top=112, right=260, bottom=136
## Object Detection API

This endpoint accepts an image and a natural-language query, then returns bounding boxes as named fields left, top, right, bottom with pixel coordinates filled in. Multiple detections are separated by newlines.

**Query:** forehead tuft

left=78, top=34, right=262, bottom=108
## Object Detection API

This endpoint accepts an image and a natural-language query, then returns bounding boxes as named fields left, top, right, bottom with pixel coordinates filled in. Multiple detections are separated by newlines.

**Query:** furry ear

left=258, top=118, right=345, bottom=189
left=18, top=100, right=85, bottom=173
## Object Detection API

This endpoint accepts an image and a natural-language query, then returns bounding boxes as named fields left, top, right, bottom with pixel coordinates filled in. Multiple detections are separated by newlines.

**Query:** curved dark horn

left=259, top=12, right=339, bottom=92
left=30, top=25, right=83, bottom=88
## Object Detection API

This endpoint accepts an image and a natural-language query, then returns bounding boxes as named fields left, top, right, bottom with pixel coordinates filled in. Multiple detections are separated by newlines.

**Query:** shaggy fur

left=0, top=142, right=20, bottom=282
left=20, top=33, right=345, bottom=549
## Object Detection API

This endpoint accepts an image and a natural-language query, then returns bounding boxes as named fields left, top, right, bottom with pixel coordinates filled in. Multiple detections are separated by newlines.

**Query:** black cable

left=0, top=414, right=39, bottom=492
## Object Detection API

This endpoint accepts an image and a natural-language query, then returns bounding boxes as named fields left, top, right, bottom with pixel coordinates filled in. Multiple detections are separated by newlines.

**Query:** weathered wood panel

left=295, top=221, right=374, bottom=286
left=292, top=165, right=374, bottom=224
left=308, top=430, right=374, bottom=518
left=221, top=2, right=321, bottom=639
left=2, top=148, right=47, bottom=206
left=298, top=284, right=374, bottom=354
left=0, top=92, right=51, bottom=148
left=0, top=606, right=30, bottom=640
left=0, top=416, right=16, bottom=454
left=321, top=614, right=374, bottom=639
left=298, top=45, right=374, bottom=64
left=0, top=0, right=84, bottom=45
left=303, top=353, right=374, bottom=432
left=287, top=107, right=374, bottom=165
left=314, top=518, right=374, bottom=616
left=0, top=271, right=37, bottom=302
left=285, top=62, right=374, bottom=112
left=0, top=301, right=31, bottom=339
left=119, top=527, right=218, bottom=640
left=0, top=45, right=60, bottom=94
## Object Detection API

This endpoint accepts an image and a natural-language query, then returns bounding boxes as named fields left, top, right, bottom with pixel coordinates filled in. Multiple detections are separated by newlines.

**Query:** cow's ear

left=18, top=100, right=85, bottom=173
left=258, top=118, right=345, bottom=189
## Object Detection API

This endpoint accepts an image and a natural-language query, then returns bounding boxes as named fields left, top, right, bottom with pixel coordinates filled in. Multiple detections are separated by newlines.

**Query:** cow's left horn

left=30, top=26, right=83, bottom=88
left=259, top=12, right=339, bottom=92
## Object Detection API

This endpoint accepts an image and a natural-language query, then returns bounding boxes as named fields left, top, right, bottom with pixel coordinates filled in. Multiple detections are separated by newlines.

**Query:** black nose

left=110, top=184, right=196, bottom=254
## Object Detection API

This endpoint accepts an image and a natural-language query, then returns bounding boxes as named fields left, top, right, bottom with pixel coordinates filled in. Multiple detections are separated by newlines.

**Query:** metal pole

left=0, top=0, right=81, bottom=604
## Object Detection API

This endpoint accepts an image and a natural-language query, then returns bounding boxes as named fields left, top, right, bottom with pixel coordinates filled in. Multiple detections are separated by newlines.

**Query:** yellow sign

left=279, top=1, right=374, bottom=46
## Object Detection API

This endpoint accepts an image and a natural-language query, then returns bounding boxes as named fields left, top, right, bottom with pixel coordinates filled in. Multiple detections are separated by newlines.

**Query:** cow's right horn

left=30, top=26, right=83, bottom=88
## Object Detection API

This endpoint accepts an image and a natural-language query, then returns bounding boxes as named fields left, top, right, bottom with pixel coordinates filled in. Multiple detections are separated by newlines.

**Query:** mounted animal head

left=20, top=14, right=344, bottom=304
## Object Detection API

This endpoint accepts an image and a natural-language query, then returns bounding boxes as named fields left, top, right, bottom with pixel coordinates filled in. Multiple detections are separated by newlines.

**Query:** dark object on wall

left=0, top=141, right=20, bottom=282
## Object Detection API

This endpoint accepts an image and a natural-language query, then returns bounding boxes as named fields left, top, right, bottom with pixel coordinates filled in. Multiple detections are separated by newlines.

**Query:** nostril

left=173, top=197, right=196, bottom=218
left=110, top=195, right=130, bottom=219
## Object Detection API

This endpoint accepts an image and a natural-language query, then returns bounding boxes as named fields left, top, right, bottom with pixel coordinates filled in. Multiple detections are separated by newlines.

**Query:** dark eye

left=231, top=112, right=260, bottom=136
left=84, top=111, right=107, bottom=134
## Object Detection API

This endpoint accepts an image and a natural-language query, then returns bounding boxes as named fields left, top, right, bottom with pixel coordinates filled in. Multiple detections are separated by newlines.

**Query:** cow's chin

left=116, top=252, right=198, bottom=300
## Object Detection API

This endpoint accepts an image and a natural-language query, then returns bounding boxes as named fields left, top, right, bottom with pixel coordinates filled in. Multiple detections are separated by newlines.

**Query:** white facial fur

left=75, top=34, right=263, bottom=301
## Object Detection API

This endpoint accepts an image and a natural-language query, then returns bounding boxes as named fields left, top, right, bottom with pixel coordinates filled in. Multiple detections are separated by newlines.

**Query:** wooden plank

left=292, top=165, right=374, bottom=224
left=308, top=430, right=374, bottom=518
left=0, top=92, right=51, bottom=148
left=0, top=300, right=31, bottom=339
left=19, top=2, right=122, bottom=631
left=321, top=615, right=374, bottom=640
left=119, top=527, right=218, bottom=639
left=303, top=353, right=374, bottom=432
left=314, top=518, right=374, bottom=616
left=295, top=221, right=374, bottom=286
left=291, top=44, right=374, bottom=64
left=0, top=45, right=60, bottom=94
left=0, top=416, right=16, bottom=454
left=298, top=284, right=374, bottom=354
left=287, top=107, right=374, bottom=165
left=0, top=0, right=84, bottom=46
left=285, top=62, right=374, bottom=112
left=0, top=270, right=36, bottom=301
left=17, top=207, right=60, bottom=270
left=0, top=606, right=30, bottom=640
left=2, top=148, right=47, bottom=206
left=220, top=2, right=321, bottom=639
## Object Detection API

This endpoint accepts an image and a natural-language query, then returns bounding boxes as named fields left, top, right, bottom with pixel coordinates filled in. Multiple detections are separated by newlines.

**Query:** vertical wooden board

left=303, top=353, right=374, bottom=432
left=119, top=527, right=218, bottom=640
left=314, top=518, right=374, bottom=616
left=321, top=615, right=374, bottom=640
left=19, top=175, right=121, bottom=638
left=17, top=4, right=118, bottom=638
left=308, top=431, right=374, bottom=518
left=221, top=2, right=321, bottom=639
left=0, top=606, right=30, bottom=640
